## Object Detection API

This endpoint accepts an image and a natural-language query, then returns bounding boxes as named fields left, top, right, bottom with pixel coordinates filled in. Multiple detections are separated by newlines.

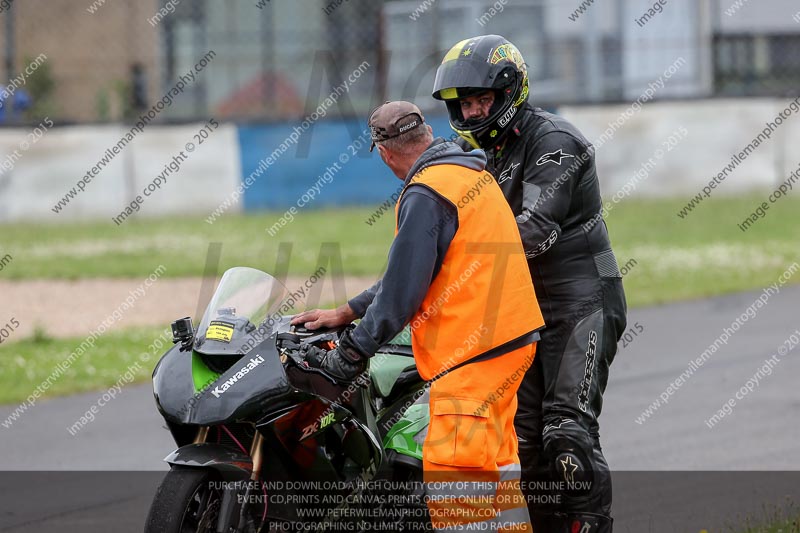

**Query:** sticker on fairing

left=206, top=320, right=235, bottom=343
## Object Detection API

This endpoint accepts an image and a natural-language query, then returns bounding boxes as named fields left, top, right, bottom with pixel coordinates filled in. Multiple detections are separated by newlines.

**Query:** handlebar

left=275, top=325, right=344, bottom=379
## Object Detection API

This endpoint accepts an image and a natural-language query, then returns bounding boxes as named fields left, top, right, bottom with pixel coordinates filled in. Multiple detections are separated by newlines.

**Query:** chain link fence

left=0, top=0, right=798, bottom=125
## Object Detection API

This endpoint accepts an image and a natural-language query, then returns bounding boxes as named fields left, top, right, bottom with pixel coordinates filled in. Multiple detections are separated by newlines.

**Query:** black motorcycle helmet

left=432, top=35, right=529, bottom=149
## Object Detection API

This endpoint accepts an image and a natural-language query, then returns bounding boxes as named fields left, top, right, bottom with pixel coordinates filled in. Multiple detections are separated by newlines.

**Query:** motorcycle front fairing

left=153, top=335, right=293, bottom=426
left=153, top=267, right=297, bottom=425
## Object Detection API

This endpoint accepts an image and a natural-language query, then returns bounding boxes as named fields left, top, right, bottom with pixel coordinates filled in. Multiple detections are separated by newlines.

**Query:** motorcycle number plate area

left=206, top=320, right=235, bottom=343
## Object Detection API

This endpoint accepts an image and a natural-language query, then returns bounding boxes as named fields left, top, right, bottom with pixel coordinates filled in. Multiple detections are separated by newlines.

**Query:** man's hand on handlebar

left=291, top=303, right=357, bottom=330
left=302, top=330, right=367, bottom=383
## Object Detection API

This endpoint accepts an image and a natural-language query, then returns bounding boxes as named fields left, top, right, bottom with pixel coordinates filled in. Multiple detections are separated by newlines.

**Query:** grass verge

left=0, top=207, right=395, bottom=279
left=0, top=326, right=166, bottom=408
left=729, top=501, right=800, bottom=532
left=2, top=195, right=799, bottom=307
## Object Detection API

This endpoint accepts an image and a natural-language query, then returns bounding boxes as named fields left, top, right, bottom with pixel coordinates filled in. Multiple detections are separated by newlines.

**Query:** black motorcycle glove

left=303, top=330, right=368, bottom=383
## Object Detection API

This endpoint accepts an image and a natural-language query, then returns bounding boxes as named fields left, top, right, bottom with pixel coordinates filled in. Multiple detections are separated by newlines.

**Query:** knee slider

left=542, top=420, right=595, bottom=491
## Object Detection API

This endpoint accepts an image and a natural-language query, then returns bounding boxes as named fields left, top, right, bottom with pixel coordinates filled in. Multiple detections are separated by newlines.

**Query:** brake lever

left=275, top=332, right=330, bottom=373
left=283, top=324, right=340, bottom=350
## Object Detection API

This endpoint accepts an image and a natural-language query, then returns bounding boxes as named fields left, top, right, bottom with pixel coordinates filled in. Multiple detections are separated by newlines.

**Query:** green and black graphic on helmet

left=432, top=35, right=529, bottom=149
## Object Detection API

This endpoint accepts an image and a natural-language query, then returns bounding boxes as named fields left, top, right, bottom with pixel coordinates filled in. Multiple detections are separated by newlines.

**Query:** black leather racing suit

left=459, top=103, right=627, bottom=531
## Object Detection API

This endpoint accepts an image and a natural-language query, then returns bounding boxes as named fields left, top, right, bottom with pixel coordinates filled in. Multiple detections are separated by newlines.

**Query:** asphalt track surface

left=2, top=286, right=799, bottom=532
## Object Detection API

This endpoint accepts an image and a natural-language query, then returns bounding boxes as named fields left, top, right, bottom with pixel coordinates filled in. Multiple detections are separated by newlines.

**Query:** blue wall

left=237, top=116, right=454, bottom=210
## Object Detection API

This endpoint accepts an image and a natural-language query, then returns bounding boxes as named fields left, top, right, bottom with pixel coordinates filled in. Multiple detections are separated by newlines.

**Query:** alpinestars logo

left=543, top=418, right=575, bottom=434
left=211, top=356, right=265, bottom=398
left=560, top=455, right=579, bottom=483
left=498, top=162, right=520, bottom=184
left=578, top=331, right=597, bottom=412
left=536, top=148, right=575, bottom=166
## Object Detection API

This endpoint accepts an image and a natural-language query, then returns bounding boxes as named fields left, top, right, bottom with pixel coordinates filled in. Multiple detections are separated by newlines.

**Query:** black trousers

left=514, top=277, right=627, bottom=532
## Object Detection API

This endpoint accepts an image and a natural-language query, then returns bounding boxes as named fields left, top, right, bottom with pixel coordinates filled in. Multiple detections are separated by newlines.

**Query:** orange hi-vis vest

left=395, top=163, right=545, bottom=381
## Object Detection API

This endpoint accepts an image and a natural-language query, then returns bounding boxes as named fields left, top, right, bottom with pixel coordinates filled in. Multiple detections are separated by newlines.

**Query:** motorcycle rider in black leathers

left=432, top=35, right=628, bottom=532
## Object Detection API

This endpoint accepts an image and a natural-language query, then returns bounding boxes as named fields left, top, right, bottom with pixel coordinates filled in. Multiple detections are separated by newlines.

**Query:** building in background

left=1, top=0, right=798, bottom=125
left=0, top=0, right=798, bottom=221
left=0, top=0, right=160, bottom=123
left=712, top=0, right=800, bottom=96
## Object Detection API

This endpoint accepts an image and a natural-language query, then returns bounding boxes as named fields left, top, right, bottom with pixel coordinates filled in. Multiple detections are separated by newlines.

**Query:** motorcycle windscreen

left=193, top=267, right=290, bottom=356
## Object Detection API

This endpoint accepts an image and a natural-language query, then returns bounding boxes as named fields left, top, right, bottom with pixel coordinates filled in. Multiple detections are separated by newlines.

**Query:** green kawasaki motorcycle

left=144, top=267, right=431, bottom=533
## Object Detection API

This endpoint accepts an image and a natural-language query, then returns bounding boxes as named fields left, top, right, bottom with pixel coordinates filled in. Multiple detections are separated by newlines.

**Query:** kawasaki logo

left=210, top=356, right=265, bottom=398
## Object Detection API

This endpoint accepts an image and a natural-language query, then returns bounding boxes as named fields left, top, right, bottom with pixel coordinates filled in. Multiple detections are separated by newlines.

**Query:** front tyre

left=144, top=466, right=222, bottom=533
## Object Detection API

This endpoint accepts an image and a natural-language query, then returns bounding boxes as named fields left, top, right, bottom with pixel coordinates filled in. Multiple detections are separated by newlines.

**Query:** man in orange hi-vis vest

left=292, top=101, right=545, bottom=532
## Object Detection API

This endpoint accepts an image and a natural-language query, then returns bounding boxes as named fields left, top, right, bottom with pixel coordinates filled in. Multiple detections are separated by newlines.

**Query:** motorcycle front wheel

left=144, top=466, right=222, bottom=533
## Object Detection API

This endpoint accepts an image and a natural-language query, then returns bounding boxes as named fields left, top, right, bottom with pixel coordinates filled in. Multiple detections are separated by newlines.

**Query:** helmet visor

left=433, top=57, right=499, bottom=101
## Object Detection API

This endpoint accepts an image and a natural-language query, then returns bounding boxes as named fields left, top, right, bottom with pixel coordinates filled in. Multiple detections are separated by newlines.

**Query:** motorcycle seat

left=369, top=352, right=417, bottom=398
